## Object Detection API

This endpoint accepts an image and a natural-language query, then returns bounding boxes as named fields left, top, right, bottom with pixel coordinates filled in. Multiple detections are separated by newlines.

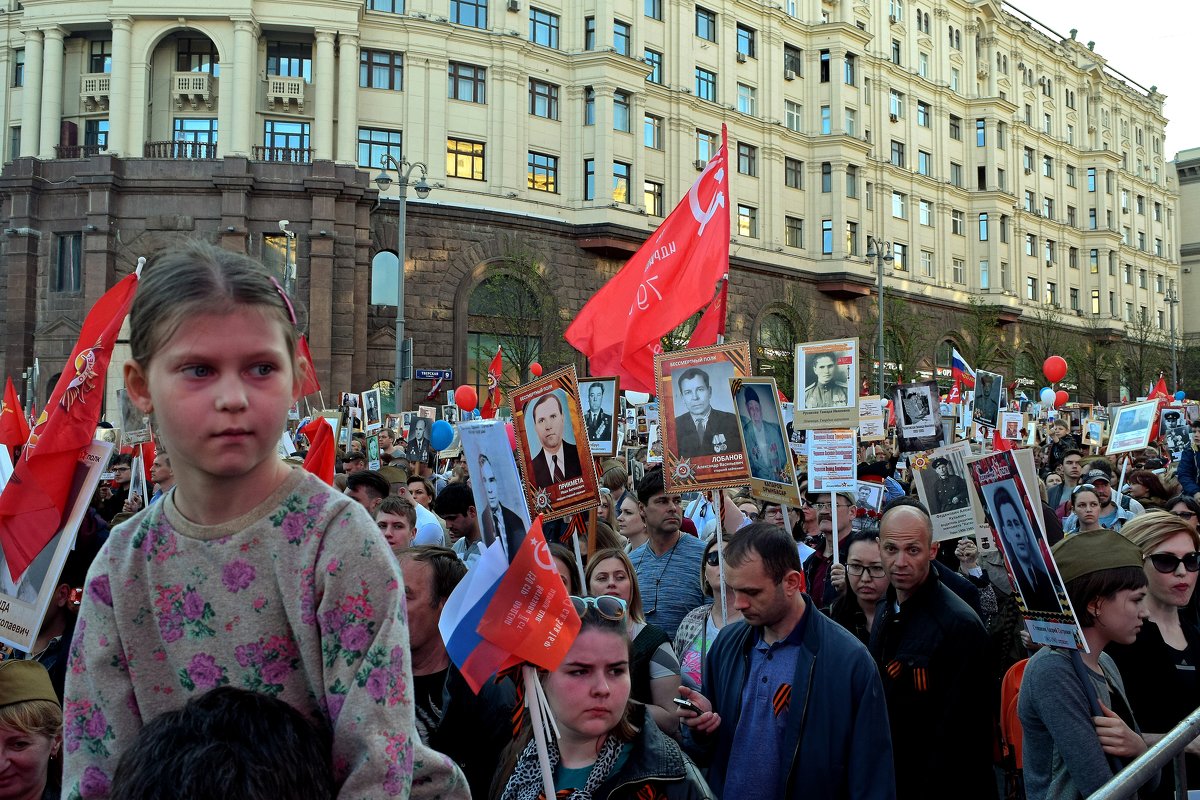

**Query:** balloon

left=1176, top=391, right=1187, bottom=402
left=505, top=421, right=517, bottom=450
left=430, top=419, right=454, bottom=451
left=473, top=409, right=482, bottom=419
left=625, top=390, right=651, bottom=405
left=1039, top=387, right=1056, bottom=405
left=1054, top=390, right=1069, bottom=408
left=453, top=385, right=478, bottom=412
left=530, top=362, right=543, bottom=377
left=1042, top=356, right=1068, bottom=384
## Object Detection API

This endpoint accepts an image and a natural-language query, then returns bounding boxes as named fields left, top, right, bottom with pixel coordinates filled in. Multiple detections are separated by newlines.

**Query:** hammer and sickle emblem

left=532, top=539, right=555, bottom=571
left=688, top=161, right=726, bottom=237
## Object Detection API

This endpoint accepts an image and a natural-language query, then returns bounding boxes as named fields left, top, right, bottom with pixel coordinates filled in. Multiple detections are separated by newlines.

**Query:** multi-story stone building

left=0, top=0, right=1178, bottom=409
left=1175, top=147, right=1200, bottom=348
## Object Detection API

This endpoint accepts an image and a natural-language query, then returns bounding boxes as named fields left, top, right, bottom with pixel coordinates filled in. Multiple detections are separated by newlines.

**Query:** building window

left=613, top=20, right=631, bottom=55
left=736, top=24, right=756, bottom=58
left=360, top=50, right=404, bottom=90
left=696, top=129, right=717, bottom=162
left=645, top=0, right=662, bottom=20
left=1066, top=165, right=1076, bottom=187
left=527, top=151, right=558, bottom=192
left=822, top=219, right=833, bottom=254
left=918, top=51, right=929, bottom=77
left=584, top=88, right=594, bottom=125
left=917, top=150, right=930, bottom=176
left=737, top=83, right=757, bottom=116
left=1042, top=155, right=1053, bottom=178
left=976, top=118, right=986, bottom=147
left=357, top=127, right=401, bottom=169
left=696, top=7, right=717, bottom=41
left=894, top=243, right=909, bottom=272
left=529, top=79, right=559, bottom=119
left=584, top=16, right=595, bottom=50
left=1026, top=277, right=1037, bottom=301
left=644, top=180, right=663, bottom=215
left=951, top=210, right=964, bottom=235
left=820, top=105, right=831, bottom=135
left=785, top=216, right=804, bottom=248
left=892, top=192, right=906, bottom=219
left=695, top=67, right=717, bottom=101
left=949, top=115, right=962, bottom=140
left=980, top=260, right=990, bottom=290
left=366, top=0, right=404, bottom=11
left=583, top=159, right=594, bottom=200
left=613, top=90, right=631, bottom=131
left=1045, top=282, right=1058, bottom=306
left=889, top=90, right=904, bottom=118
left=949, top=162, right=962, bottom=187
left=978, top=212, right=988, bottom=241
left=12, top=49, right=23, bottom=87
left=177, top=38, right=220, bottom=76
left=783, top=44, right=802, bottom=76
left=89, top=40, right=113, bottom=74
left=821, top=162, right=831, bottom=193
left=52, top=233, right=82, bottom=293
left=83, top=119, right=108, bottom=150
left=1091, top=290, right=1101, bottom=315
left=612, top=161, right=631, bottom=202
left=921, top=250, right=933, bottom=276
left=737, top=142, right=757, bottom=176
left=846, top=222, right=859, bottom=256
left=1069, top=287, right=1080, bottom=311
left=785, top=157, right=803, bottom=189
left=643, top=114, right=661, bottom=148
left=529, top=8, right=560, bottom=48
left=845, top=108, right=856, bottom=136
left=644, top=49, right=663, bottom=84
left=1088, top=167, right=1096, bottom=192
left=737, top=204, right=758, bottom=237
left=917, top=101, right=930, bottom=127
left=820, top=49, right=831, bottom=82
left=447, top=138, right=485, bottom=180
left=919, top=199, right=932, bottom=226
left=846, top=165, right=858, bottom=198
left=451, top=0, right=488, bottom=28
left=266, top=42, right=312, bottom=81
left=173, top=117, right=218, bottom=152
left=262, top=119, right=310, bottom=158
left=785, top=100, right=802, bottom=132
left=890, top=140, right=905, bottom=167
left=448, top=62, right=486, bottom=103
left=844, top=53, right=856, bottom=85
left=1090, top=249, right=1099, bottom=273
left=890, top=39, right=901, bottom=65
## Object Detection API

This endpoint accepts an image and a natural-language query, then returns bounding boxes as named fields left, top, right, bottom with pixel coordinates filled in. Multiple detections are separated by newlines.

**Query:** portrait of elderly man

left=738, top=385, right=788, bottom=482
left=528, top=392, right=582, bottom=488
left=673, top=367, right=742, bottom=459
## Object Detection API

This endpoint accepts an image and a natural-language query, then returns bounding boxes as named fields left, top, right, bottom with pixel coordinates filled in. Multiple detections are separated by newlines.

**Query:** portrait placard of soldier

left=892, top=380, right=944, bottom=452
left=731, top=377, right=800, bottom=507
left=510, top=365, right=600, bottom=521
left=793, top=337, right=859, bottom=430
left=913, top=440, right=975, bottom=542
left=581, top=377, right=620, bottom=457
left=655, top=341, right=751, bottom=493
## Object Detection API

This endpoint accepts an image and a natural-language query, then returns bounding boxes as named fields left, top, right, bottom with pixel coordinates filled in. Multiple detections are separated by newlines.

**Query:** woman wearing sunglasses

left=674, top=535, right=742, bottom=691
left=493, top=596, right=712, bottom=800
left=1071, top=485, right=1105, bottom=533
left=586, top=548, right=681, bottom=736
left=1108, top=511, right=1200, bottom=798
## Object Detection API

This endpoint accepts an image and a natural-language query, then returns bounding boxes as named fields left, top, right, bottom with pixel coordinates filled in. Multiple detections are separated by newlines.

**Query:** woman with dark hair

left=492, top=596, right=711, bottom=799
left=1018, top=530, right=1151, bottom=799
left=1071, top=485, right=1105, bottom=534
left=1126, top=470, right=1172, bottom=511
left=1168, top=494, right=1200, bottom=534
left=549, top=543, right=583, bottom=595
left=827, top=530, right=889, bottom=645
left=674, top=535, right=742, bottom=690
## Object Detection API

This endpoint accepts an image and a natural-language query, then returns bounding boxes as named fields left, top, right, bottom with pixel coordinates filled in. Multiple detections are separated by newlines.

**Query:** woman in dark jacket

left=492, top=596, right=711, bottom=800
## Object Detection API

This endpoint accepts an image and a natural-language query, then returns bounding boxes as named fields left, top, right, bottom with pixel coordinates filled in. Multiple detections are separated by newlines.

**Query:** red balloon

left=1054, top=390, right=1069, bottom=408
left=1043, top=355, right=1068, bottom=384
left=505, top=421, right=517, bottom=450
left=530, top=362, right=543, bottom=377
left=453, top=384, right=478, bottom=412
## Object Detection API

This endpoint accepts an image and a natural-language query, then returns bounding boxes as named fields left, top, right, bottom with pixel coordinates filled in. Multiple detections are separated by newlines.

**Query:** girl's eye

left=183, top=365, right=212, bottom=378
left=252, top=364, right=276, bottom=377
left=609, top=666, right=627, bottom=677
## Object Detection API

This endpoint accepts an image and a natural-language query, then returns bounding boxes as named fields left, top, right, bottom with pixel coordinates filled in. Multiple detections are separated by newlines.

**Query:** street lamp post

left=373, top=155, right=432, bottom=414
left=1166, top=284, right=1180, bottom=392
left=865, top=237, right=894, bottom=396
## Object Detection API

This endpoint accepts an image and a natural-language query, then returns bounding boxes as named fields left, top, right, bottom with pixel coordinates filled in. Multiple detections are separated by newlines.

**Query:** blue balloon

left=472, top=409, right=482, bottom=419
left=1176, top=390, right=1187, bottom=401
left=1039, top=387, right=1055, bottom=405
left=430, top=419, right=454, bottom=451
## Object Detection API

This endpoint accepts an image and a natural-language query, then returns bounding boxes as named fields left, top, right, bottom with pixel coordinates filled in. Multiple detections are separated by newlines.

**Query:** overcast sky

left=1008, top=1, right=1199, bottom=159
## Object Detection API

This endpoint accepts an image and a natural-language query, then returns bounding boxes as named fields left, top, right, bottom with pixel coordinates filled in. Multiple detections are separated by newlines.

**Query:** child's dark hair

left=130, top=239, right=304, bottom=368
left=109, top=686, right=333, bottom=800
left=1066, top=567, right=1148, bottom=627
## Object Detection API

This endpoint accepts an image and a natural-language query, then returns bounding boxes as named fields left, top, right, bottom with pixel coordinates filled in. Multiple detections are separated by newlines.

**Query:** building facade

left=0, top=0, right=1180, bottom=408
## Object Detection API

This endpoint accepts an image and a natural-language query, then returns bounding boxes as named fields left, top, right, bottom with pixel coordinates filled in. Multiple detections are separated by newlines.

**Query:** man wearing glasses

left=800, top=490, right=856, bottom=609
left=98, top=452, right=139, bottom=523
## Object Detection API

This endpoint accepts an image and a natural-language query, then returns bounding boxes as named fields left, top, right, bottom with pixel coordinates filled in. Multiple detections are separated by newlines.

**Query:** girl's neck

left=174, top=459, right=293, bottom=526
left=558, top=731, right=606, bottom=770
left=1081, top=627, right=1110, bottom=671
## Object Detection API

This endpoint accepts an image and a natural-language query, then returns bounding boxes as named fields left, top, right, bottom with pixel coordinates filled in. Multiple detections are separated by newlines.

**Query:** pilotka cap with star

left=1051, top=529, right=1142, bottom=584
left=0, top=660, right=58, bottom=707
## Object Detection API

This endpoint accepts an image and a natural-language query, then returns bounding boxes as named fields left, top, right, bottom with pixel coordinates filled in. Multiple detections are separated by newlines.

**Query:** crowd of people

left=2, top=240, right=1199, bottom=799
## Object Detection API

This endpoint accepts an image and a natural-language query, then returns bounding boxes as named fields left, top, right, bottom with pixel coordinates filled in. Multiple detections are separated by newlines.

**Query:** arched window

left=755, top=311, right=798, bottom=398
left=371, top=251, right=399, bottom=305
left=467, top=274, right=542, bottom=401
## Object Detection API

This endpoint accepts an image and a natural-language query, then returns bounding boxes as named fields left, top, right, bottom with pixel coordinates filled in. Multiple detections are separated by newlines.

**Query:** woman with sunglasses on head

left=827, top=530, right=889, bottom=645
left=674, top=535, right=742, bottom=691
left=586, top=548, right=681, bottom=736
left=492, top=596, right=712, bottom=800
left=1071, top=485, right=1105, bottom=533
left=1107, top=511, right=1200, bottom=798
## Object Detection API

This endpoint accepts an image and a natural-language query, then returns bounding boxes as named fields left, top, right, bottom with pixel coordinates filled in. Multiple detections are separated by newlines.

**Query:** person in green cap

left=0, top=659, right=62, bottom=800
left=1018, top=529, right=1153, bottom=800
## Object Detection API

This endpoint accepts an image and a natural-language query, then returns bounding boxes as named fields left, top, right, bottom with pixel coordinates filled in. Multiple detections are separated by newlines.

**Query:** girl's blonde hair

left=585, top=548, right=645, bottom=623
left=1122, top=510, right=1200, bottom=555
left=130, top=239, right=304, bottom=369
left=0, top=698, right=62, bottom=739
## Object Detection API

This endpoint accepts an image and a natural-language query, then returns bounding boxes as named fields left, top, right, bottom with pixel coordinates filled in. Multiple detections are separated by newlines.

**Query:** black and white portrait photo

left=671, top=363, right=742, bottom=459
left=583, top=378, right=620, bottom=456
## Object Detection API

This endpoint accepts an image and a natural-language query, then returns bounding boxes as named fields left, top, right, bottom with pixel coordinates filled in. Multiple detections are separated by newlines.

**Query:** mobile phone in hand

left=672, top=697, right=702, bottom=715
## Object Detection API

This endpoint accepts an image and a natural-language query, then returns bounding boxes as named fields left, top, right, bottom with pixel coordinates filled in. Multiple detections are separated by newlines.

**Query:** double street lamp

left=865, top=237, right=894, bottom=396
left=373, top=155, right=433, bottom=414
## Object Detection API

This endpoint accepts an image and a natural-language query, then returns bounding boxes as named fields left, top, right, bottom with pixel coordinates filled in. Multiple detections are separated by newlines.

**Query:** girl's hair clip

left=268, top=276, right=298, bottom=327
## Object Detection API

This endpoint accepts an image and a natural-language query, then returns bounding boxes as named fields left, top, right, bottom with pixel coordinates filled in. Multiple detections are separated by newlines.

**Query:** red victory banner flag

left=567, top=126, right=732, bottom=393
left=0, top=270, right=139, bottom=579
left=296, top=334, right=321, bottom=397
left=0, top=377, right=30, bottom=455
left=687, top=276, right=728, bottom=350
left=480, top=346, right=504, bottom=419
left=300, top=417, right=336, bottom=486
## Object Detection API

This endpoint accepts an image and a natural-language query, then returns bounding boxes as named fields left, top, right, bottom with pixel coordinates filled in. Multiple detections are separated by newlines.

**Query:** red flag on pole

left=992, top=427, right=1013, bottom=452
left=296, top=335, right=321, bottom=397
left=0, top=377, right=30, bottom=455
left=480, top=347, right=504, bottom=419
left=0, top=271, right=139, bottom=579
left=947, top=379, right=962, bottom=405
left=1149, top=375, right=1170, bottom=400
left=566, top=126, right=732, bottom=392
left=300, top=417, right=336, bottom=485
left=687, top=277, right=728, bottom=349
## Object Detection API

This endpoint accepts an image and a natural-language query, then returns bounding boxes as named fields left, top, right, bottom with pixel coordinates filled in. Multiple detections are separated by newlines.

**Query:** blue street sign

left=415, top=368, right=454, bottom=381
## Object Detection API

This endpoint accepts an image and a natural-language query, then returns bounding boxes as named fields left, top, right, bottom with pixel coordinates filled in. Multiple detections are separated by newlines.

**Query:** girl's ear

left=124, top=359, right=154, bottom=413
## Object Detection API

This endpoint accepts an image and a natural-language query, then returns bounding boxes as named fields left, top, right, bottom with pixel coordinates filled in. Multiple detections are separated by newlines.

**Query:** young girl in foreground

left=62, top=241, right=466, bottom=799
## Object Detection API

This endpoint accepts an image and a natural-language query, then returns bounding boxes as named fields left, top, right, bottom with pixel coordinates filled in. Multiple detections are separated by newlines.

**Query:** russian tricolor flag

left=951, top=348, right=976, bottom=390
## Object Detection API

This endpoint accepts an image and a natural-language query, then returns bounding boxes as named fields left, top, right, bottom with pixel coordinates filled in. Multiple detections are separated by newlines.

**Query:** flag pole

left=572, top=530, right=586, bottom=593
left=523, top=666, right=557, bottom=800
left=716, top=490, right=727, bottom=626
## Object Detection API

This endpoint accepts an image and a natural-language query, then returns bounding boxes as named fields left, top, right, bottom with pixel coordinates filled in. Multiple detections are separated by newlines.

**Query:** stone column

left=38, top=26, right=65, bottom=158
left=19, top=29, right=42, bottom=157
left=230, top=19, right=259, bottom=156
left=335, top=32, right=358, bottom=164
left=313, top=29, right=335, bottom=160
left=107, top=18, right=132, bottom=156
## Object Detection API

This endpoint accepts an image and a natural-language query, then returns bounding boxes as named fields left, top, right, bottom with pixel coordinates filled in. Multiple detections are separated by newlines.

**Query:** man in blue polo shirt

left=679, top=524, right=894, bottom=799
left=629, top=466, right=707, bottom=642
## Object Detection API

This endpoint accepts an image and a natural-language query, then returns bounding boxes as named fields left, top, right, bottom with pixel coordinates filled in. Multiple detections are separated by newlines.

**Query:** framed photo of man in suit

left=655, top=341, right=752, bottom=493
left=510, top=365, right=600, bottom=521
left=794, top=338, right=859, bottom=430
left=459, top=419, right=533, bottom=562
left=582, top=377, right=620, bottom=457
